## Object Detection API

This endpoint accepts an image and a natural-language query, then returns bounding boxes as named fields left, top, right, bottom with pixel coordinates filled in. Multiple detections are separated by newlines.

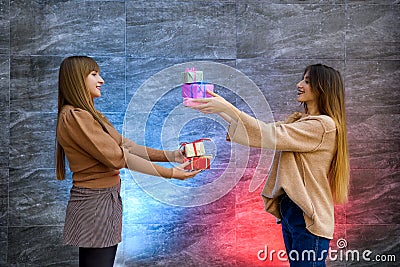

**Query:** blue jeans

left=279, top=194, right=330, bottom=267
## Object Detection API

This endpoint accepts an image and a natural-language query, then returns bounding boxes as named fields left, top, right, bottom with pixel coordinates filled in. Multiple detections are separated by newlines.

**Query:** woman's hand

left=170, top=161, right=201, bottom=180
left=189, top=90, right=231, bottom=114
left=189, top=90, right=241, bottom=122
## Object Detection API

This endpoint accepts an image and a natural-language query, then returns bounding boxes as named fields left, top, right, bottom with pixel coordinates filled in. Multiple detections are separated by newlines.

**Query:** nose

left=297, top=80, right=302, bottom=88
left=99, top=75, right=104, bottom=84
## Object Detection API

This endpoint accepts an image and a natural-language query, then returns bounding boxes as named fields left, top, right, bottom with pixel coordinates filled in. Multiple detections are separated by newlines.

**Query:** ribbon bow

left=180, top=138, right=211, bottom=157
left=185, top=67, right=198, bottom=82
left=189, top=83, right=208, bottom=98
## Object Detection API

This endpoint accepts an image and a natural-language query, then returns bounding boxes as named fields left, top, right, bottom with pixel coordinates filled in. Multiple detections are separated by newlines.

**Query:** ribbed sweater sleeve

left=228, top=112, right=328, bottom=152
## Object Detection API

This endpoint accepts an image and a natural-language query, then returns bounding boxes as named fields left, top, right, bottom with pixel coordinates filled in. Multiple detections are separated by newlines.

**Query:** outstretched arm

left=123, top=138, right=185, bottom=163
left=123, top=148, right=200, bottom=180
left=189, top=90, right=241, bottom=123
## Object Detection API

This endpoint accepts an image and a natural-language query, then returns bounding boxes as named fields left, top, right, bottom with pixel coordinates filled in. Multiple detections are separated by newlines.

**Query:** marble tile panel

left=10, top=56, right=126, bottom=113
left=237, top=3, right=345, bottom=59
left=123, top=176, right=236, bottom=225
left=9, top=112, right=57, bottom=169
left=126, top=57, right=185, bottom=99
left=145, top=86, right=187, bottom=114
left=334, top=204, right=346, bottom=225
left=344, top=60, right=400, bottom=116
left=0, top=1, right=9, bottom=55
left=125, top=110, right=225, bottom=143
left=1, top=1, right=399, bottom=265
left=126, top=58, right=206, bottom=103
left=0, top=56, right=9, bottom=112
left=122, top=222, right=236, bottom=266
left=10, top=1, right=124, bottom=56
left=0, top=227, right=6, bottom=265
left=346, top=4, right=400, bottom=60
left=125, top=58, right=237, bottom=115
left=101, top=112, right=125, bottom=137
left=348, top=140, right=399, bottom=170
left=237, top=59, right=345, bottom=114
left=0, top=169, right=8, bottom=227
left=8, top=168, right=70, bottom=226
left=124, top=164, right=236, bottom=211
left=123, top=113, right=154, bottom=146
left=345, top=224, right=399, bottom=266
left=126, top=1, right=236, bottom=59
left=86, top=0, right=125, bottom=2
left=0, top=112, right=9, bottom=169
left=10, top=56, right=61, bottom=112
left=346, top=168, right=399, bottom=225
left=348, top=0, right=399, bottom=3
left=122, top=181, right=164, bottom=225
left=92, top=56, right=126, bottom=113
left=124, top=109, right=232, bottom=168
left=174, top=113, right=230, bottom=141
left=236, top=223, right=288, bottom=266
left=346, top=114, right=400, bottom=143
left=8, top=226, right=78, bottom=266
left=234, top=168, right=276, bottom=224
left=242, top=0, right=344, bottom=3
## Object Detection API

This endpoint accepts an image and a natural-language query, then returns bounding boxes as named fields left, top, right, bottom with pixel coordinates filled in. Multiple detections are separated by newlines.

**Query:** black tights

left=79, top=245, right=118, bottom=267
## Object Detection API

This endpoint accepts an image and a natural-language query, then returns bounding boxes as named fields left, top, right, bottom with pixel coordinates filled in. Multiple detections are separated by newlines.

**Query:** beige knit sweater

left=228, top=112, right=337, bottom=239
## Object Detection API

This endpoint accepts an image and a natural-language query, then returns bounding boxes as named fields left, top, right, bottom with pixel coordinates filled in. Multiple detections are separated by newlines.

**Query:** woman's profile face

left=296, top=72, right=317, bottom=104
left=85, top=70, right=104, bottom=99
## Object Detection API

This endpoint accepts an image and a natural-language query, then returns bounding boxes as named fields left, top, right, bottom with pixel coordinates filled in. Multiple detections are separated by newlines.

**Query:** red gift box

left=184, top=156, right=212, bottom=171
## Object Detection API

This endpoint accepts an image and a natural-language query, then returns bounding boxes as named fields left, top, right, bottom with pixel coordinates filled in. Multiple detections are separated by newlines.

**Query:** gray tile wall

left=0, top=0, right=399, bottom=266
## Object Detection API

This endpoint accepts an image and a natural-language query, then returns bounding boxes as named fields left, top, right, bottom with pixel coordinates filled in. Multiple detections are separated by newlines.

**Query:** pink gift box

left=182, top=83, right=214, bottom=99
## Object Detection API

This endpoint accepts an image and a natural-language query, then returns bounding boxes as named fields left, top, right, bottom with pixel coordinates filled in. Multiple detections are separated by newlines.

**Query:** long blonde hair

left=304, top=64, right=350, bottom=204
left=55, top=56, right=111, bottom=180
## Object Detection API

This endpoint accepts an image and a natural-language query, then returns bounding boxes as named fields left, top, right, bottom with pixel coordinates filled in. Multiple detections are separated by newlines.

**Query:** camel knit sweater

left=227, top=112, right=337, bottom=239
left=57, top=105, right=173, bottom=189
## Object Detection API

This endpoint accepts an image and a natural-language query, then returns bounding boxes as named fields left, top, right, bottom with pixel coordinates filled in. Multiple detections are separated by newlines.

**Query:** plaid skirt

left=62, top=182, right=122, bottom=248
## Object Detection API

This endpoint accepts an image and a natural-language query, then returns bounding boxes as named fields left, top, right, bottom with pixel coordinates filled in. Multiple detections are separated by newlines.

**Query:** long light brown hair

left=55, top=56, right=111, bottom=180
left=303, top=64, right=350, bottom=204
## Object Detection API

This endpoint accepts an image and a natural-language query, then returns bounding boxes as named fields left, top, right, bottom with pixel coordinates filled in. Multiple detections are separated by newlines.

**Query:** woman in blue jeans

left=191, top=64, right=350, bottom=266
left=280, top=194, right=331, bottom=265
